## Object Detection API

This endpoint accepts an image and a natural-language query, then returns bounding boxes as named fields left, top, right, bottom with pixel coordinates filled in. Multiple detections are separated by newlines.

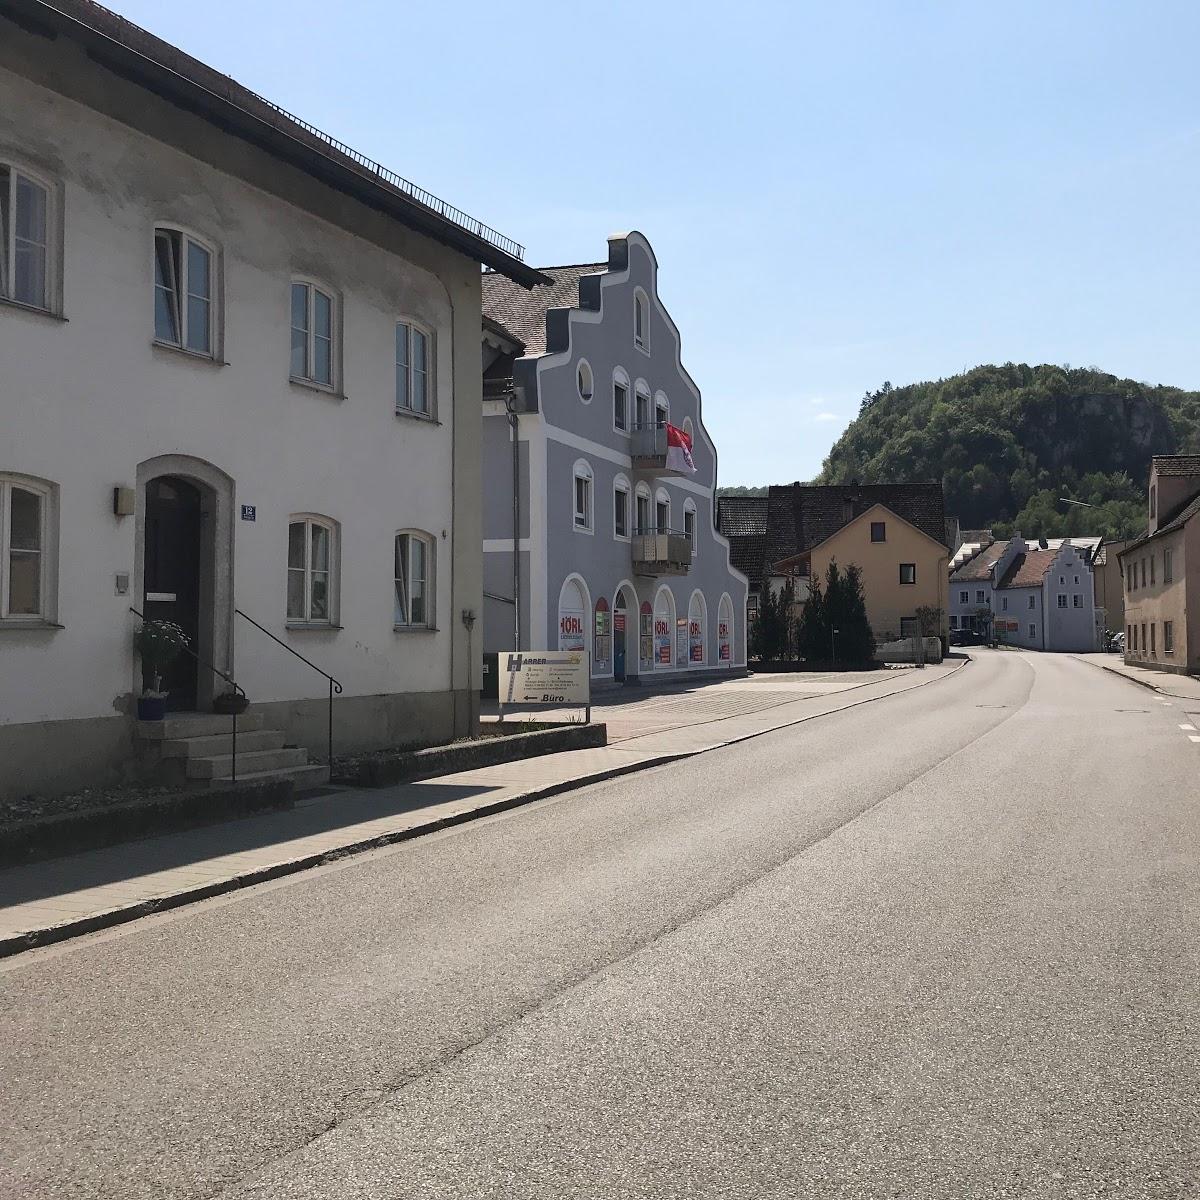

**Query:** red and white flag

left=665, top=422, right=697, bottom=474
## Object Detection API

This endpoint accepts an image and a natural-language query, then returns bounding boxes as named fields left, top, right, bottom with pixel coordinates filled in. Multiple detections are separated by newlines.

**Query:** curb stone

left=0, top=658, right=966, bottom=959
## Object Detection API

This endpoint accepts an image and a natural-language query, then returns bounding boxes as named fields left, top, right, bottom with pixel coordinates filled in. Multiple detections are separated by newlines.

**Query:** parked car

left=1107, top=631, right=1125, bottom=653
left=950, top=628, right=988, bottom=647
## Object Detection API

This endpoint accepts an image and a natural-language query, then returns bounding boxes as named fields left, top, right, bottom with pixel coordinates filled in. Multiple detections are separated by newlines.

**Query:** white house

left=0, top=0, right=541, bottom=798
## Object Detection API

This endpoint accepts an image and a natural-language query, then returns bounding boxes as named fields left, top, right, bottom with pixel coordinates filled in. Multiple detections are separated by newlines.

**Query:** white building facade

left=480, top=233, right=748, bottom=682
left=0, top=1, right=540, bottom=798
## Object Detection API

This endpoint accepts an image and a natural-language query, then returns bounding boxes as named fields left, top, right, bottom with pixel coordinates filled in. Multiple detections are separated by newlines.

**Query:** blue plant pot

left=137, top=695, right=167, bottom=721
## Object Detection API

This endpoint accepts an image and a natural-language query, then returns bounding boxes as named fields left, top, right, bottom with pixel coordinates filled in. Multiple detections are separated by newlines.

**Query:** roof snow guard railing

left=59, top=0, right=526, bottom=263
left=249, top=96, right=527, bottom=262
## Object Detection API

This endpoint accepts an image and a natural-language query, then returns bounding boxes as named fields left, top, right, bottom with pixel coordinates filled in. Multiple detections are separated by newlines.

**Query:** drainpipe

left=506, top=393, right=521, bottom=651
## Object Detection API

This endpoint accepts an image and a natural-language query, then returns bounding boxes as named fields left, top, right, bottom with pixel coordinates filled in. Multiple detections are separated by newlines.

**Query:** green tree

left=795, top=570, right=828, bottom=663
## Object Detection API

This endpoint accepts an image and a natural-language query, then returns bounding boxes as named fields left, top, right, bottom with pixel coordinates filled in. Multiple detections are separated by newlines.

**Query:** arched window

left=683, top=497, right=698, bottom=557
left=396, top=321, right=434, bottom=416
left=290, top=279, right=338, bottom=388
left=0, top=474, right=57, bottom=622
left=287, top=514, right=338, bottom=624
left=613, top=474, right=631, bottom=540
left=394, top=530, right=435, bottom=627
left=577, top=358, right=594, bottom=403
left=634, top=288, right=649, bottom=351
left=718, top=594, right=735, bottom=665
left=612, top=367, right=630, bottom=433
left=688, top=591, right=707, bottom=666
left=639, top=600, right=654, bottom=669
left=558, top=575, right=589, bottom=651
left=654, top=391, right=670, bottom=429
left=154, top=226, right=216, bottom=355
left=653, top=587, right=675, bottom=668
left=594, top=596, right=611, bottom=672
left=633, top=382, right=652, bottom=431
left=1, top=162, right=52, bottom=311
left=654, top=487, right=671, bottom=533
left=634, top=482, right=653, bottom=535
left=572, top=459, right=594, bottom=532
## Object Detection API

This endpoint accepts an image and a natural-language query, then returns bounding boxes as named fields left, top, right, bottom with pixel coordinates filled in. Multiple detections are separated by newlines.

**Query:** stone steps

left=160, top=729, right=286, bottom=758
left=206, top=763, right=330, bottom=791
left=185, top=747, right=309, bottom=781
left=138, top=712, right=265, bottom=740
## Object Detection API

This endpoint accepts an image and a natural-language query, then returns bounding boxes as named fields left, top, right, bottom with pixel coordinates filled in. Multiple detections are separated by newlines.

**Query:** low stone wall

left=333, top=723, right=608, bottom=789
left=875, top=636, right=944, bottom=664
left=0, top=780, right=295, bottom=868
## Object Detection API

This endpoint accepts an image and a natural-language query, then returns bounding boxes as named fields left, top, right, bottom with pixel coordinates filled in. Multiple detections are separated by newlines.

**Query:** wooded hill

left=810, top=364, right=1200, bottom=539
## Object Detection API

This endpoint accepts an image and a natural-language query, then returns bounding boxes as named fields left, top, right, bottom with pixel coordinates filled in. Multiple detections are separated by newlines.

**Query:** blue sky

left=110, top=0, right=1200, bottom=485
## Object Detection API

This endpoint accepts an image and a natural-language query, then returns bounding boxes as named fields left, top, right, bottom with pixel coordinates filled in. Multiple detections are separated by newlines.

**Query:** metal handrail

left=235, top=609, right=343, bottom=766
left=632, top=525, right=690, bottom=539
left=130, top=607, right=245, bottom=783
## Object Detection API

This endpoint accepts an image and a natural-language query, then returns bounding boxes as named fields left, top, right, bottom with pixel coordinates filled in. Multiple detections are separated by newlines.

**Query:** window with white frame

left=290, top=281, right=336, bottom=387
left=655, top=489, right=670, bottom=533
left=154, top=228, right=214, bottom=354
left=613, top=375, right=629, bottom=432
left=287, top=516, right=337, bottom=624
left=655, top=394, right=669, bottom=429
left=634, top=289, right=649, bottom=351
left=1057, top=594, right=1067, bottom=609
left=634, top=385, right=652, bottom=429
left=1028, top=594, right=1036, bottom=609
left=635, top=484, right=652, bottom=533
left=613, top=477, right=630, bottom=539
left=1165, top=548, right=1174, bottom=583
left=0, top=475, right=55, bottom=621
left=959, top=589, right=968, bottom=604
left=577, top=359, right=593, bottom=403
left=0, top=164, right=50, bottom=310
left=1002, top=596, right=1008, bottom=610
left=396, top=322, right=432, bottom=415
left=683, top=499, right=697, bottom=555
left=1073, top=594, right=1083, bottom=608
left=394, top=531, right=434, bottom=627
left=573, top=461, right=593, bottom=531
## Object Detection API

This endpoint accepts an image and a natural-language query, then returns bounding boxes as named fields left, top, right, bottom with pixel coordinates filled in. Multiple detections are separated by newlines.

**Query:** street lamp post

left=831, top=626, right=838, bottom=665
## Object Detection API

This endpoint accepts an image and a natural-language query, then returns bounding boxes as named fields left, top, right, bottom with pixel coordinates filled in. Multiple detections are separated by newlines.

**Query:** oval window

left=577, top=360, right=594, bottom=403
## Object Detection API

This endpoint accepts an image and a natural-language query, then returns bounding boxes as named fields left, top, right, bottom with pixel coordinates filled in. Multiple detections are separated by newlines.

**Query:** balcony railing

left=631, top=527, right=693, bottom=576
left=630, top=421, right=688, bottom=476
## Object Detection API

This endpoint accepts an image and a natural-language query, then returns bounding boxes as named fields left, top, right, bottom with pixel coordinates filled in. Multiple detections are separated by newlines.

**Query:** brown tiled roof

left=8, top=0, right=541, bottom=284
left=482, top=264, right=607, bottom=356
left=1119, top=494, right=1200, bottom=557
left=997, top=549, right=1058, bottom=589
left=950, top=539, right=1011, bottom=583
left=1152, top=455, right=1200, bottom=477
left=716, top=496, right=769, bottom=538
left=765, top=483, right=947, bottom=569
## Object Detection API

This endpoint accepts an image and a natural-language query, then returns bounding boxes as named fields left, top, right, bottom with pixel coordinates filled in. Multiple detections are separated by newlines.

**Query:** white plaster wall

left=0, top=65, right=474, bottom=727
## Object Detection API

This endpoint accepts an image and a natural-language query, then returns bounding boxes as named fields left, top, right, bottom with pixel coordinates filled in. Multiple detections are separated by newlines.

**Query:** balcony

left=632, top=527, right=692, bottom=576
left=630, top=422, right=688, bottom=476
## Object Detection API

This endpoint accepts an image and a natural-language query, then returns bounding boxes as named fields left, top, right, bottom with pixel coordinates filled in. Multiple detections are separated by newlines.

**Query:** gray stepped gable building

left=950, top=535, right=1099, bottom=651
left=0, top=0, right=541, bottom=799
left=480, top=232, right=748, bottom=680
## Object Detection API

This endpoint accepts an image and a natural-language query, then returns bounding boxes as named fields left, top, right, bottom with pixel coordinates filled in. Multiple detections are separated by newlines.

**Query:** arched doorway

left=614, top=582, right=638, bottom=683
left=143, top=476, right=203, bottom=709
left=639, top=600, right=654, bottom=673
left=136, top=455, right=234, bottom=713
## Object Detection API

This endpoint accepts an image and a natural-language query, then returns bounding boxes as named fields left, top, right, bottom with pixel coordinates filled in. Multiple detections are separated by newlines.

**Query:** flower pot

left=137, top=695, right=168, bottom=721
left=213, top=692, right=249, bottom=716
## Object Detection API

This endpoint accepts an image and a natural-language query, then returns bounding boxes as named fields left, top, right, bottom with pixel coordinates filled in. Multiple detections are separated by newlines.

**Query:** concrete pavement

left=1073, top=651, right=1200, bottom=701
left=0, top=663, right=958, bottom=954
left=1, top=648, right=1196, bottom=1198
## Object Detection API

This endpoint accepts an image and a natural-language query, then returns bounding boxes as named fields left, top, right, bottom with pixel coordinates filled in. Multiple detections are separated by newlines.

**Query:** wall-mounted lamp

left=113, top=486, right=135, bottom=517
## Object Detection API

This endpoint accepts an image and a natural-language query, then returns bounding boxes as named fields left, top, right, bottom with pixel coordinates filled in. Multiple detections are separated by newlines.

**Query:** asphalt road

left=2, top=650, right=1197, bottom=1198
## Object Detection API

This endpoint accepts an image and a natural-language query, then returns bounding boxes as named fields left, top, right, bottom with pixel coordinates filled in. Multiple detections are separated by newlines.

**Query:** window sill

left=395, top=407, right=441, bottom=425
left=290, top=377, right=345, bottom=400
left=573, top=524, right=595, bottom=536
left=286, top=622, right=343, bottom=631
left=0, top=619, right=64, bottom=631
left=153, top=339, right=226, bottom=366
left=634, top=341, right=650, bottom=357
left=0, top=295, right=66, bottom=322
left=393, top=624, right=438, bottom=633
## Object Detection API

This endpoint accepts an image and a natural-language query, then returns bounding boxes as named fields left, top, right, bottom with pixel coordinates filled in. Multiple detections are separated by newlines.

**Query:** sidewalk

left=1072, top=653, right=1200, bottom=703
left=0, top=662, right=962, bottom=955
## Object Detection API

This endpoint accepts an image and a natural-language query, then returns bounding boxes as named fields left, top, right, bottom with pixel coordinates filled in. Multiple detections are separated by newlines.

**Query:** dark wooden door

left=143, top=476, right=201, bottom=711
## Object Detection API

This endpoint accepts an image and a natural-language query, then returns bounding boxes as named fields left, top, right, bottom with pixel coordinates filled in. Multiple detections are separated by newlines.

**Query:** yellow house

left=774, top=502, right=950, bottom=643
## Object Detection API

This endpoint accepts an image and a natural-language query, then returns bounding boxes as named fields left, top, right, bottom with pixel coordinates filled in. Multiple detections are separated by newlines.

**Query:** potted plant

left=133, top=619, right=190, bottom=720
left=213, top=689, right=249, bottom=716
